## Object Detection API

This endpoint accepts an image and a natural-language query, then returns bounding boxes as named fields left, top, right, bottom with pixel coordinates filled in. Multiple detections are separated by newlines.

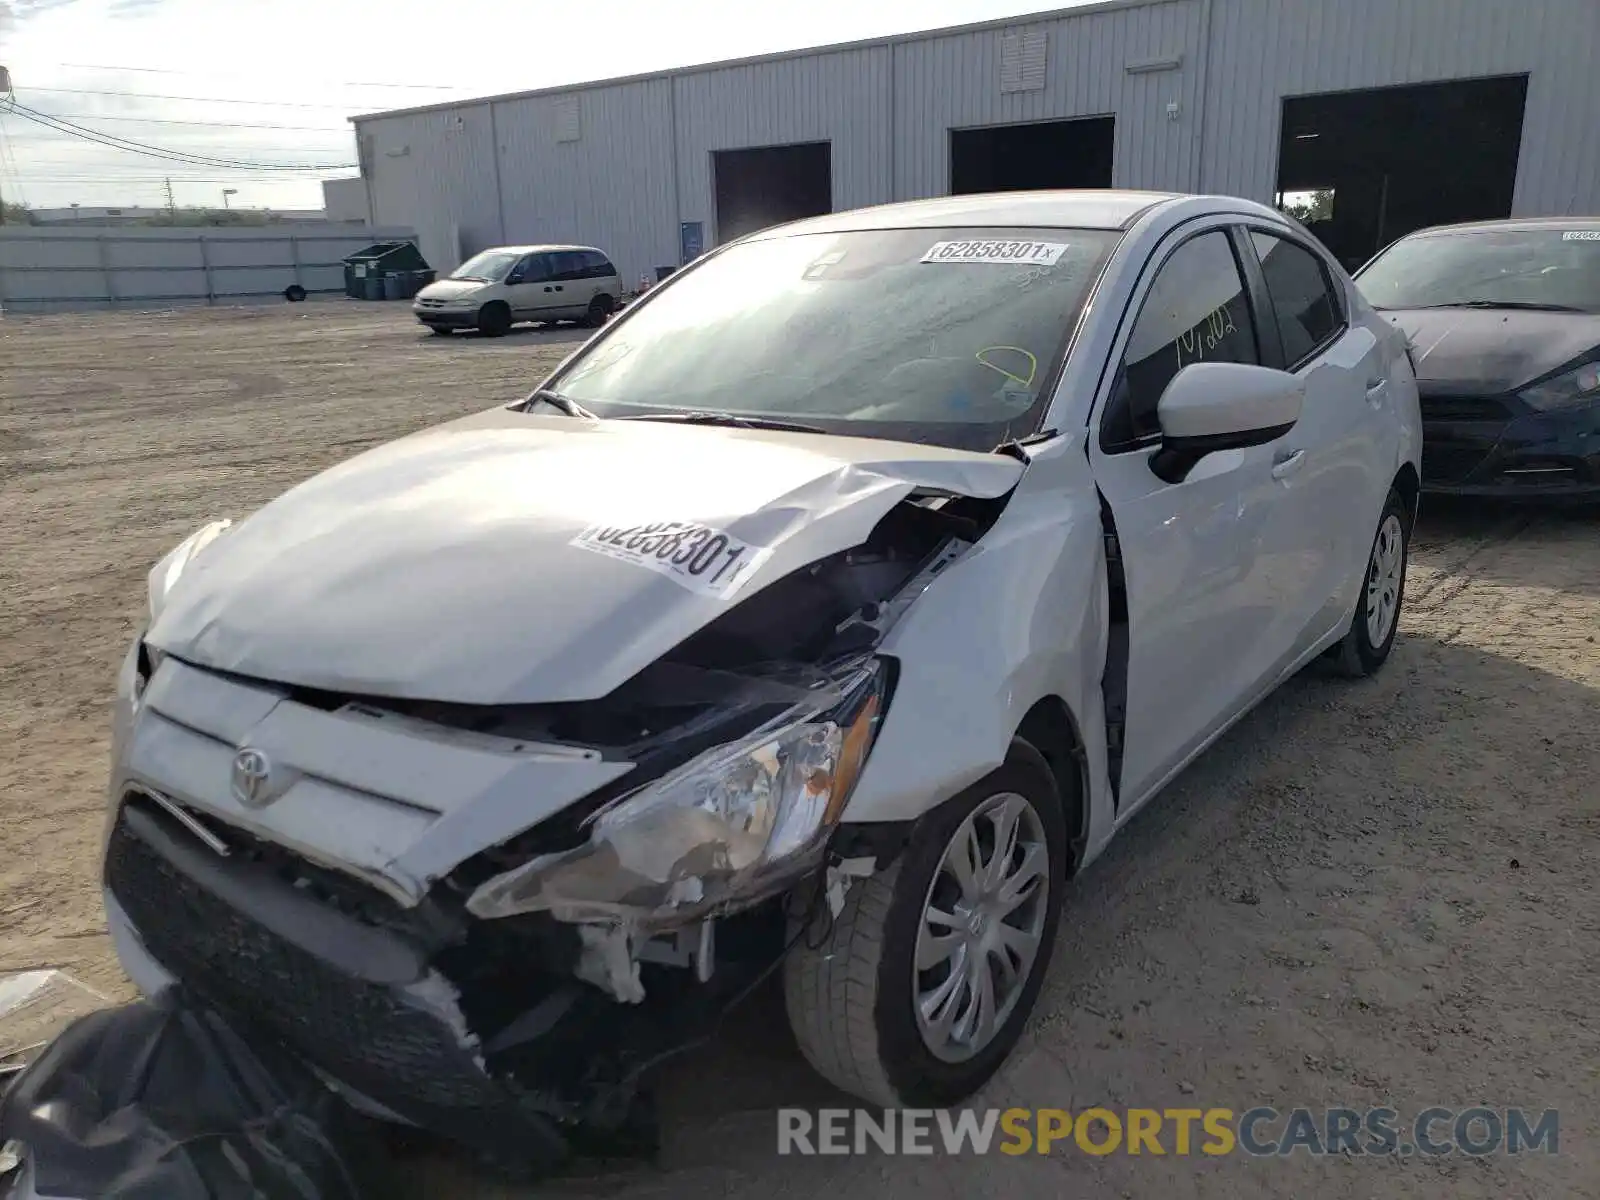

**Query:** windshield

left=1357, top=228, right=1600, bottom=313
left=548, top=226, right=1121, bottom=451
left=450, top=249, right=521, bottom=282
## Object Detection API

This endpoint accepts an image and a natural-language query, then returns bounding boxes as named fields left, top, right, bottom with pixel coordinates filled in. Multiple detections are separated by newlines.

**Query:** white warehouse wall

left=354, top=0, right=1600, bottom=283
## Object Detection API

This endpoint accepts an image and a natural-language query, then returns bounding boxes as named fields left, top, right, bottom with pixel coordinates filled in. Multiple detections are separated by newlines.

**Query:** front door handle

left=1271, top=449, right=1307, bottom=480
left=553, top=285, right=563, bottom=292
left=543, top=286, right=553, bottom=292
left=1365, top=378, right=1389, bottom=406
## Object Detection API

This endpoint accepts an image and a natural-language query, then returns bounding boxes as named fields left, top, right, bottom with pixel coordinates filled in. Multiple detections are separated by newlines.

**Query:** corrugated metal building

left=352, top=0, right=1600, bottom=285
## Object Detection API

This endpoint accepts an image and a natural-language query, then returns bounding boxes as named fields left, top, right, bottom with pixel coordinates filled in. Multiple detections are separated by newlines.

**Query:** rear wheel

left=476, top=302, right=512, bottom=337
left=784, top=741, right=1067, bottom=1107
left=584, top=294, right=615, bottom=328
left=1330, top=487, right=1409, bottom=677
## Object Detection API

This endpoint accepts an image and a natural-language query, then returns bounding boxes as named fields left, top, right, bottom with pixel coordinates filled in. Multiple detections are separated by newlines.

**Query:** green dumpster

left=341, top=241, right=431, bottom=300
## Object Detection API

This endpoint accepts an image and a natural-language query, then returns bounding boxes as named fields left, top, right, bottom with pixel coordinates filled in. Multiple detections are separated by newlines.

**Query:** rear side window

left=548, top=251, right=589, bottom=281
left=1104, top=230, right=1260, bottom=447
left=583, top=251, right=616, bottom=278
left=1251, top=232, right=1345, bottom=366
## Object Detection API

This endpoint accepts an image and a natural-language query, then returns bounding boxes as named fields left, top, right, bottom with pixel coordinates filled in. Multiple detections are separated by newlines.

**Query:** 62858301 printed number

left=570, top=521, right=774, bottom=598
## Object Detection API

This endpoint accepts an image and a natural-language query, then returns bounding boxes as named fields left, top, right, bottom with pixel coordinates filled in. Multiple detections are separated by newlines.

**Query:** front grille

left=1419, top=393, right=1514, bottom=422
left=105, top=811, right=508, bottom=1116
left=417, top=298, right=447, bottom=308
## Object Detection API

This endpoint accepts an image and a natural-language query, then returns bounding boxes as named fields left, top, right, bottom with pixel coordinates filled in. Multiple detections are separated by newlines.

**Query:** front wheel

left=476, top=302, right=512, bottom=337
left=1330, top=487, right=1409, bottom=677
left=784, top=741, right=1067, bottom=1108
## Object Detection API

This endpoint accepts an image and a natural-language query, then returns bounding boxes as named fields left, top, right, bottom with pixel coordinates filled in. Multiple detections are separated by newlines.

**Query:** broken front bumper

left=103, top=795, right=787, bottom=1162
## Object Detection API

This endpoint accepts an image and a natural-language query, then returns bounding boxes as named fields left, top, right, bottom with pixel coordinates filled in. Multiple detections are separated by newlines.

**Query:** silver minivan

left=413, top=243, right=621, bottom=336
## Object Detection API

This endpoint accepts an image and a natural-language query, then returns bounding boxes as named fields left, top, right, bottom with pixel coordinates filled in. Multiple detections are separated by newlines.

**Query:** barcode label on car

left=1562, top=230, right=1600, bottom=241
left=921, top=240, right=1069, bottom=265
left=570, top=521, right=773, bottom=598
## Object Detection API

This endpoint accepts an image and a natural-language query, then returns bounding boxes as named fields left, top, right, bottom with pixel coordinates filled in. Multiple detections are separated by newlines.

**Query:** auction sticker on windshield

left=921, top=240, right=1068, bottom=266
left=571, top=521, right=774, bottom=598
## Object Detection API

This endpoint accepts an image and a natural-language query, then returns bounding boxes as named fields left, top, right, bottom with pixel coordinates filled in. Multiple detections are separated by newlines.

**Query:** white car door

left=546, top=250, right=591, bottom=320
left=1088, top=224, right=1307, bottom=810
left=506, top=252, right=556, bottom=320
left=1241, top=227, right=1400, bottom=654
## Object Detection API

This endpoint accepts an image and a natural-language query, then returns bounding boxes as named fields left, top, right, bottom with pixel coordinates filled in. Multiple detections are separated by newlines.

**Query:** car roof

left=485, top=243, right=608, bottom=255
left=748, top=190, right=1184, bottom=238
left=1398, top=216, right=1600, bottom=238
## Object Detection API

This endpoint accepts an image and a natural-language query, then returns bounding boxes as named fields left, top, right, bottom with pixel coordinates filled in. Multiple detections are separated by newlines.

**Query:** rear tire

left=1331, top=487, right=1409, bottom=677
left=476, top=302, right=512, bottom=337
left=784, top=740, right=1067, bottom=1108
left=584, top=294, right=615, bottom=328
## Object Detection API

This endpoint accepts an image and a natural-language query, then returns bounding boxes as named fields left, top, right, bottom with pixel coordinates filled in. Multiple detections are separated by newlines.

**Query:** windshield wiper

left=620, top=410, right=829, bottom=435
left=525, top=388, right=599, bottom=419
left=1414, top=300, right=1589, bottom=313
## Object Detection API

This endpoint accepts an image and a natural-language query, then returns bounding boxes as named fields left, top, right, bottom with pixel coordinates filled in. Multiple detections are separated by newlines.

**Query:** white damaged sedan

left=104, top=190, right=1420, bottom=1165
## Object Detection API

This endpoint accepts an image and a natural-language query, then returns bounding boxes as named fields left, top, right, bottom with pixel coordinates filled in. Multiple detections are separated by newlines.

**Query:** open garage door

left=713, top=142, right=832, bottom=244
left=1277, top=75, right=1529, bottom=272
left=950, top=117, right=1115, bottom=195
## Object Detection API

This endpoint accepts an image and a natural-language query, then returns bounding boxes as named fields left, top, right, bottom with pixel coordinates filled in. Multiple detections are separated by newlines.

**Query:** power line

left=18, top=86, right=363, bottom=110
left=1, top=101, right=356, bottom=171
left=51, top=62, right=466, bottom=92
left=11, top=112, right=352, bottom=132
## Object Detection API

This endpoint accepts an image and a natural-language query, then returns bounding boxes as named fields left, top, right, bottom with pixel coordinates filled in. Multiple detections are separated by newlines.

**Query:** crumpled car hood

left=148, top=409, right=1023, bottom=705
left=1384, top=308, right=1600, bottom=395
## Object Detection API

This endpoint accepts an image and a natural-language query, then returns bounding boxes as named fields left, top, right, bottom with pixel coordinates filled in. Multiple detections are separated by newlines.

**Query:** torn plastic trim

left=463, top=657, right=888, bottom=932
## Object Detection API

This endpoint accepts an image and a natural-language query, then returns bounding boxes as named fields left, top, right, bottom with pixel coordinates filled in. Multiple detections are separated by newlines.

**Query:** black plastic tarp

left=0, top=989, right=391, bottom=1200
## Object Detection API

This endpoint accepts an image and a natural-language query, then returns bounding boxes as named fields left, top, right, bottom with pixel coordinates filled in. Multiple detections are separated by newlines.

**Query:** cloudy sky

left=0, top=0, right=1091, bottom=212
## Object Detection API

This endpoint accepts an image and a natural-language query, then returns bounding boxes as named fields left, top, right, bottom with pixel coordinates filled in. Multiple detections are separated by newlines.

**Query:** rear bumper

left=1421, top=403, right=1600, bottom=499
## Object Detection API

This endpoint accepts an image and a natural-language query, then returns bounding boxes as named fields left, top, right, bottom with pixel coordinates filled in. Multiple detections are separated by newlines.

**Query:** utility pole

left=0, top=65, right=11, bottom=227
left=164, top=177, right=176, bottom=218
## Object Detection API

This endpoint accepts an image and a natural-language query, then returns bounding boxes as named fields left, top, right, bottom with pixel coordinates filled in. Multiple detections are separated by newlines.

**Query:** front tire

left=784, top=741, right=1067, bottom=1108
left=476, top=302, right=512, bottom=337
left=1331, top=487, right=1409, bottom=677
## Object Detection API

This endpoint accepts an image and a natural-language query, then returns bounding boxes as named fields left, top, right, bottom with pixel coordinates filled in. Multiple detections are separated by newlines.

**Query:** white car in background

left=413, top=243, right=621, bottom=336
left=106, top=190, right=1420, bottom=1172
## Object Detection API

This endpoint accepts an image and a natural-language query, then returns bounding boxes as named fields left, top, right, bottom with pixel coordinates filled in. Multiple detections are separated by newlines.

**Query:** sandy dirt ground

left=2, top=304, right=1597, bottom=1198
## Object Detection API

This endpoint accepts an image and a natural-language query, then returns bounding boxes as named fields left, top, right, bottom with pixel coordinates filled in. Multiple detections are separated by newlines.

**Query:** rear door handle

left=1271, top=449, right=1307, bottom=480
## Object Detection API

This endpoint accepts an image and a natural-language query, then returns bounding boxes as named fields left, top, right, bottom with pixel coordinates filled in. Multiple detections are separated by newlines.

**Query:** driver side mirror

left=1150, top=361, right=1304, bottom=484
left=506, top=268, right=526, bottom=285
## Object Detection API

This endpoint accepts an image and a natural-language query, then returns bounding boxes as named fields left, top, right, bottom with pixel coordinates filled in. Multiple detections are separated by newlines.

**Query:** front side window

left=1356, top=228, right=1600, bottom=313
left=1104, top=230, right=1260, bottom=447
left=515, top=253, right=554, bottom=284
left=549, top=226, right=1121, bottom=451
left=1251, top=232, right=1344, bottom=366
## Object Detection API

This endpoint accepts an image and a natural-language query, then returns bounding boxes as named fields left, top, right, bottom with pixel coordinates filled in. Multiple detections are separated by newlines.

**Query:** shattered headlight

left=146, top=518, right=231, bottom=624
left=466, top=660, right=887, bottom=927
left=1519, top=360, right=1600, bottom=412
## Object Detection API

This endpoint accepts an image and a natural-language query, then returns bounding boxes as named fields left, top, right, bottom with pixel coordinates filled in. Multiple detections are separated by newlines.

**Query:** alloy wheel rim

left=913, top=791, right=1050, bottom=1063
left=1365, top=513, right=1404, bottom=647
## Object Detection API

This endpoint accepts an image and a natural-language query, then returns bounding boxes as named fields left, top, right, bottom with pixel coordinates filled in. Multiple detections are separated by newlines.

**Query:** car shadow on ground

left=416, top=324, right=594, bottom=346
left=388, top=634, right=1599, bottom=1198
left=1411, top=495, right=1600, bottom=598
